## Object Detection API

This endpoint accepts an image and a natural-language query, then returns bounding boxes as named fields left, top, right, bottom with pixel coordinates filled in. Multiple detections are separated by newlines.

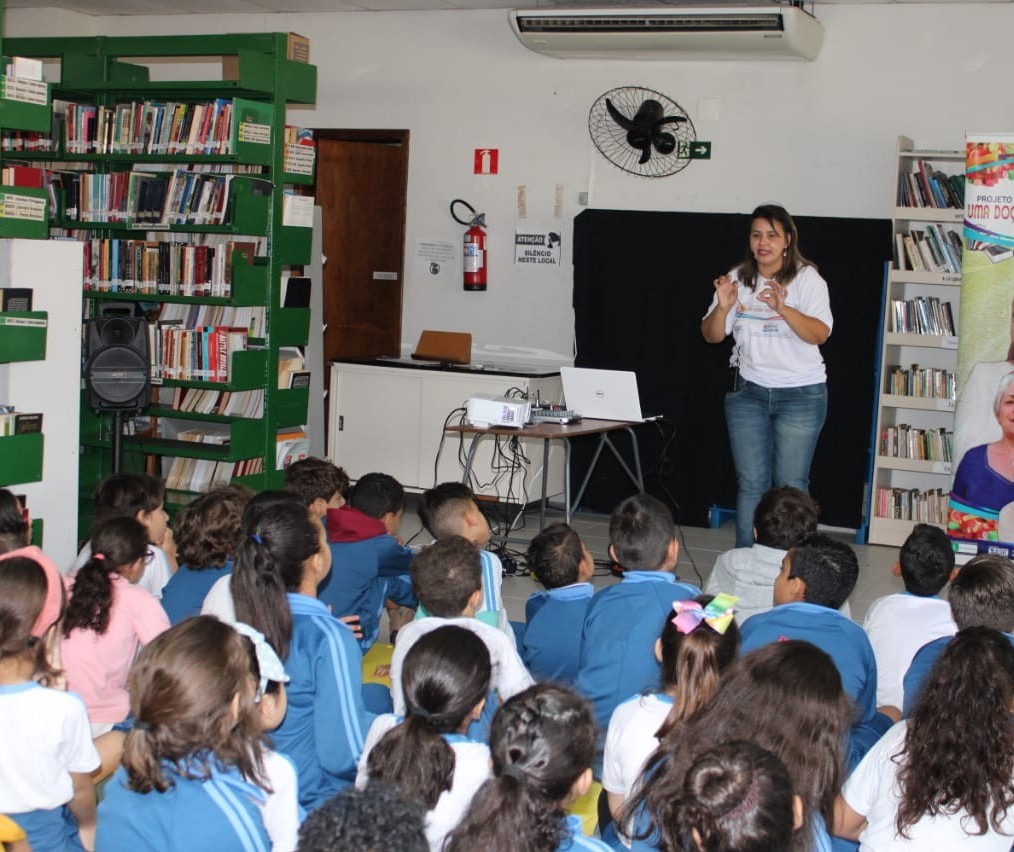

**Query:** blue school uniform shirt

left=523, top=582, right=594, bottom=683
left=559, top=814, right=610, bottom=851
left=903, top=631, right=1014, bottom=717
left=272, top=593, right=375, bottom=812
left=96, top=761, right=270, bottom=852
left=576, top=571, right=700, bottom=737
left=160, top=562, right=232, bottom=625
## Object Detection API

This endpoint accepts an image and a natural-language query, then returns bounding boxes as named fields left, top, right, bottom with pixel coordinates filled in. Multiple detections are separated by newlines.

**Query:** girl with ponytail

left=446, top=683, right=610, bottom=852
left=357, top=625, right=492, bottom=851
left=230, top=492, right=374, bottom=812
left=603, top=594, right=741, bottom=826
left=61, top=516, right=170, bottom=734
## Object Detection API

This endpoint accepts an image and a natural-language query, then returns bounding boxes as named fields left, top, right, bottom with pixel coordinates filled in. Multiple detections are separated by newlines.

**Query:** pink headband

left=0, top=545, right=64, bottom=638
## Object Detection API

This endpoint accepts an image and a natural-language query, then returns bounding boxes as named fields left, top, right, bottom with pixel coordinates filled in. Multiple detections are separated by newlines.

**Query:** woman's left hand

left=757, top=282, right=787, bottom=314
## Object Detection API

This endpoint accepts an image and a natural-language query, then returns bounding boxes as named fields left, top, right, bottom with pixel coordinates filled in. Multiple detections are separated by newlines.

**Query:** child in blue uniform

left=323, top=472, right=417, bottom=650
left=445, top=683, right=611, bottom=852
left=576, top=494, right=700, bottom=742
left=159, top=486, right=251, bottom=624
left=96, top=617, right=273, bottom=852
left=283, top=456, right=350, bottom=518
left=902, top=553, right=1014, bottom=715
left=231, top=496, right=375, bottom=811
left=519, top=522, right=595, bottom=682
left=739, top=532, right=889, bottom=768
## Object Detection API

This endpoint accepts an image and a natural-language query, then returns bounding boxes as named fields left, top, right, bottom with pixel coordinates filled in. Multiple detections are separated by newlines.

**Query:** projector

left=466, top=395, right=531, bottom=428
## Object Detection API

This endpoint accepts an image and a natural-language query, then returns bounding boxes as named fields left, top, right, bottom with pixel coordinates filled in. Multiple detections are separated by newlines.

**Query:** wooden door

left=314, top=130, right=409, bottom=363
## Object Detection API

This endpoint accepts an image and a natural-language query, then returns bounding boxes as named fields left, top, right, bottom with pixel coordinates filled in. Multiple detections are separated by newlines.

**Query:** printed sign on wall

left=514, top=230, right=561, bottom=266
left=474, top=148, right=499, bottom=175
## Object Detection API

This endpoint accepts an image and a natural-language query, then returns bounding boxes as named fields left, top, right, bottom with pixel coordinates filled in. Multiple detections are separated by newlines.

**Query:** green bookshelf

left=0, top=311, right=47, bottom=361
left=0, top=432, right=43, bottom=486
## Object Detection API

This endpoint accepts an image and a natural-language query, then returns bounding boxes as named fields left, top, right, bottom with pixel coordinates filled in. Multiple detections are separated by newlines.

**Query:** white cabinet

left=328, top=361, right=565, bottom=499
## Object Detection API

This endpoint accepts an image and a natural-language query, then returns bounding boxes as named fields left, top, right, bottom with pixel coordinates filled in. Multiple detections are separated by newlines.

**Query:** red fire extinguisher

left=450, top=198, right=487, bottom=292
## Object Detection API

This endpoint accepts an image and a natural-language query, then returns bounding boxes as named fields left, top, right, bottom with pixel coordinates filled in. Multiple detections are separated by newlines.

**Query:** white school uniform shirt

left=843, top=720, right=1014, bottom=851
left=201, top=573, right=237, bottom=623
left=0, top=681, right=101, bottom=812
left=390, top=616, right=533, bottom=716
left=601, top=693, right=672, bottom=802
left=704, top=264, right=833, bottom=388
left=72, top=540, right=172, bottom=600
left=259, top=749, right=303, bottom=852
left=862, top=592, right=957, bottom=711
left=479, top=550, right=515, bottom=648
left=356, top=713, right=491, bottom=852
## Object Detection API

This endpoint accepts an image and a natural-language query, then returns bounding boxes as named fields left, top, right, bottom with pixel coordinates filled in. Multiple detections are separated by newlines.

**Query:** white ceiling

left=5, top=0, right=999, bottom=16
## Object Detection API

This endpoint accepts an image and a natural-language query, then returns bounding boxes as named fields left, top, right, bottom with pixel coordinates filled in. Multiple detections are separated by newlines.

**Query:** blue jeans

left=725, top=378, right=827, bottom=547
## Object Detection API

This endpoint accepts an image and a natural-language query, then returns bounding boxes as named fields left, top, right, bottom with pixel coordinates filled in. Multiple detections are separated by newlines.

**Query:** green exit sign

left=678, top=141, right=712, bottom=160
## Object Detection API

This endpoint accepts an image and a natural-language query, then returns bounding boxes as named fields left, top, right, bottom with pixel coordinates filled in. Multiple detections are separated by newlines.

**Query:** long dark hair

left=656, top=595, right=741, bottom=739
left=231, top=496, right=319, bottom=660
left=672, top=741, right=795, bottom=852
left=445, top=684, right=597, bottom=852
left=0, top=488, right=29, bottom=553
left=0, top=555, right=61, bottom=684
left=895, top=626, right=1014, bottom=837
left=367, top=626, right=491, bottom=809
left=63, top=517, right=149, bottom=637
left=122, top=616, right=265, bottom=793
left=737, top=204, right=814, bottom=291
left=626, top=640, right=850, bottom=852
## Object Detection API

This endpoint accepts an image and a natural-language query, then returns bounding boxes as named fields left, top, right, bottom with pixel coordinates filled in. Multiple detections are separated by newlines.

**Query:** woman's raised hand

left=714, top=275, right=737, bottom=309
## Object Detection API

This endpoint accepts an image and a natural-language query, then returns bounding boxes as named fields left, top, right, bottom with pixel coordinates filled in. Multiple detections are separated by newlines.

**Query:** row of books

left=879, top=425, right=953, bottom=462
left=874, top=487, right=949, bottom=523
left=0, top=406, right=42, bottom=436
left=81, top=238, right=258, bottom=297
left=886, top=365, right=956, bottom=400
left=58, top=98, right=262, bottom=157
left=163, top=454, right=264, bottom=494
left=897, top=161, right=964, bottom=209
left=151, top=323, right=249, bottom=383
left=276, top=427, right=309, bottom=470
left=62, top=170, right=240, bottom=225
left=896, top=225, right=963, bottom=274
left=157, top=387, right=265, bottom=419
left=0, top=130, right=53, bottom=153
left=157, top=302, right=266, bottom=339
left=889, top=297, right=956, bottom=336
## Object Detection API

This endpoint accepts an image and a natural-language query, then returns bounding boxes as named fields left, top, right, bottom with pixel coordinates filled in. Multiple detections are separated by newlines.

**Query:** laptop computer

left=560, top=367, right=659, bottom=423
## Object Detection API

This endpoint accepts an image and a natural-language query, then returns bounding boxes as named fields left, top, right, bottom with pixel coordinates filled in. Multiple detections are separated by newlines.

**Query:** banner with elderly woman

left=952, top=134, right=1014, bottom=552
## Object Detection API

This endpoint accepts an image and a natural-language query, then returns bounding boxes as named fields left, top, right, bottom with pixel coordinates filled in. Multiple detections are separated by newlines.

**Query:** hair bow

left=671, top=593, right=739, bottom=635
left=234, top=621, right=290, bottom=700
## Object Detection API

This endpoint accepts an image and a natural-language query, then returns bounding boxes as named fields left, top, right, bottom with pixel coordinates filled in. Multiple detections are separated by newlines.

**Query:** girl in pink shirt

left=61, top=517, right=170, bottom=735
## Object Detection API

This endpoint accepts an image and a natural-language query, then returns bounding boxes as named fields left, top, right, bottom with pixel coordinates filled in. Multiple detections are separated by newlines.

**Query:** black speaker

left=83, top=317, right=150, bottom=413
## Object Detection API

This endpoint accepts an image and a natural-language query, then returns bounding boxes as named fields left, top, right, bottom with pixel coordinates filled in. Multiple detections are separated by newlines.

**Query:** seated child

left=61, top=517, right=171, bottom=735
left=72, top=473, right=175, bottom=600
left=739, top=532, right=886, bottom=768
left=902, top=553, right=1014, bottom=715
left=418, top=482, right=512, bottom=643
left=0, top=556, right=100, bottom=852
left=358, top=626, right=492, bottom=851
left=284, top=456, right=350, bottom=519
left=324, top=472, right=417, bottom=650
left=705, top=486, right=819, bottom=624
left=445, top=684, right=610, bottom=852
left=575, top=494, right=700, bottom=740
left=298, top=783, right=428, bottom=852
left=862, top=523, right=956, bottom=716
left=159, top=485, right=251, bottom=624
left=96, top=618, right=283, bottom=850
left=390, top=537, right=533, bottom=720
left=519, top=523, right=595, bottom=683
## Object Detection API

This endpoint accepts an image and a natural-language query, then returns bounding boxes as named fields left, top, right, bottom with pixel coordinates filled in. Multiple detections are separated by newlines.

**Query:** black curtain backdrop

left=570, top=208, right=891, bottom=530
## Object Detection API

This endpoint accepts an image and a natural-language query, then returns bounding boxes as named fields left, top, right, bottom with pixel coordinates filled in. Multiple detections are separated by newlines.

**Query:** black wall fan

left=589, top=86, right=697, bottom=178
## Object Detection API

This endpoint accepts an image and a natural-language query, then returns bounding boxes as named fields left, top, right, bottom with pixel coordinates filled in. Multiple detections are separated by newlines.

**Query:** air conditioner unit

left=508, top=6, right=824, bottom=61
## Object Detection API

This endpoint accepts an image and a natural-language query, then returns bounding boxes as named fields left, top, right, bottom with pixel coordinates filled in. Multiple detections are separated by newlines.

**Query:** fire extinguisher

left=450, top=198, right=487, bottom=292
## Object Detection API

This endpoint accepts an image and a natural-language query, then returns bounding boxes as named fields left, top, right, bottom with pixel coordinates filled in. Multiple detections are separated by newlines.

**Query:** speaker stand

left=112, top=410, right=125, bottom=474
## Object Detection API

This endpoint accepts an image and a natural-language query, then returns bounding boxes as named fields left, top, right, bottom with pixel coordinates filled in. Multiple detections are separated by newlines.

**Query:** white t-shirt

left=602, top=692, right=672, bottom=799
left=259, top=749, right=302, bottom=852
left=843, top=720, right=1014, bottom=851
left=704, top=264, right=833, bottom=388
left=0, top=681, right=100, bottom=812
left=390, top=617, right=533, bottom=716
left=72, top=541, right=172, bottom=600
left=200, top=573, right=237, bottom=624
left=862, top=593, right=957, bottom=711
left=355, top=713, right=492, bottom=852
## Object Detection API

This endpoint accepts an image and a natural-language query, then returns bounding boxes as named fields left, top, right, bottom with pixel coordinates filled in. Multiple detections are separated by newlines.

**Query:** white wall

left=8, top=4, right=1012, bottom=363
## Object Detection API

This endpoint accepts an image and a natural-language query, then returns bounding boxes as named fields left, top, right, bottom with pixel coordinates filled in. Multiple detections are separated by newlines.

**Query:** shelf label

left=931, top=461, right=952, bottom=474
left=941, top=335, right=958, bottom=349
left=936, top=398, right=956, bottom=411
left=0, top=76, right=48, bottom=106
left=284, top=143, right=316, bottom=175
left=941, top=274, right=961, bottom=283
left=238, top=122, right=271, bottom=145
left=0, top=315, right=46, bottom=328
left=0, top=192, right=45, bottom=222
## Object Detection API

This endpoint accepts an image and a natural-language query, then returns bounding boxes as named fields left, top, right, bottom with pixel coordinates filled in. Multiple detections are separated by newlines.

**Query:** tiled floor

left=399, top=500, right=905, bottom=626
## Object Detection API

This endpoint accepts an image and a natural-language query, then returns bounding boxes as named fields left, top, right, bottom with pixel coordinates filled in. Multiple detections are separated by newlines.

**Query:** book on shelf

left=276, top=426, right=309, bottom=470
left=889, top=296, right=956, bottom=335
left=897, top=161, right=964, bottom=209
left=879, top=425, right=953, bottom=462
left=281, top=275, right=310, bottom=308
left=874, top=487, right=949, bottom=523
left=277, top=346, right=305, bottom=389
left=163, top=455, right=264, bottom=493
left=157, top=386, right=265, bottom=419
left=886, top=364, right=956, bottom=400
left=896, top=225, right=963, bottom=274
left=283, top=126, right=315, bottom=176
left=0, top=288, right=32, bottom=311
left=0, top=410, right=43, bottom=436
left=149, top=310, right=250, bottom=383
left=5, top=57, right=44, bottom=82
